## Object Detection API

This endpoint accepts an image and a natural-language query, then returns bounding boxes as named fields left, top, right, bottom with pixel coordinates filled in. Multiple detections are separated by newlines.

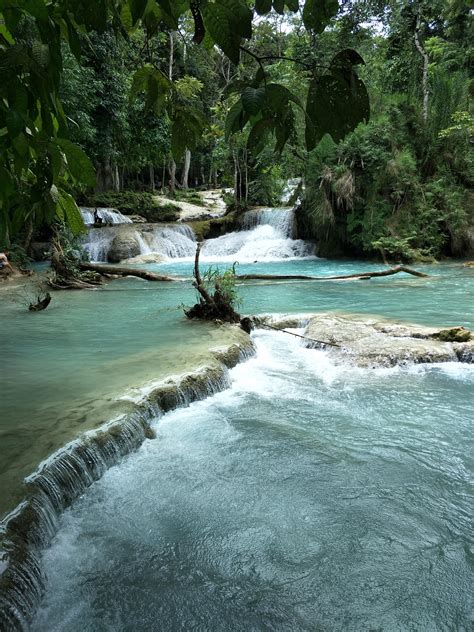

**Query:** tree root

left=185, top=243, right=242, bottom=324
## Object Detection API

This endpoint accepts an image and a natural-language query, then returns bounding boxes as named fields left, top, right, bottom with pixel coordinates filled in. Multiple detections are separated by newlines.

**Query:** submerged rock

left=302, top=314, right=473, bottom=368
left=107, top=231, right=141, bottom=263
left=123, top=253, right=166, bottom=264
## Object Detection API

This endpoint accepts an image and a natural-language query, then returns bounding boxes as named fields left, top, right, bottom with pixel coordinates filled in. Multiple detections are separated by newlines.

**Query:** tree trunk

left=236, top=266, right=429, bottom=281
left=414, top=14, right=429, bottom=124
left=80, top=262, right=176, bottom=281
left=182, top=149, right=191, bottom=189
left=95, top=157, right=114, bottom=192
left=149, top=164, right=155, bottom=191
left=169, top=159, right=177, bottom=195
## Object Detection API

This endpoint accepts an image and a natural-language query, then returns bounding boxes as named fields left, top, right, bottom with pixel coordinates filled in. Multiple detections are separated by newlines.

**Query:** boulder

left=107, top=231, right=141, bottom=263
left=302, top=313, right=472, bottom=368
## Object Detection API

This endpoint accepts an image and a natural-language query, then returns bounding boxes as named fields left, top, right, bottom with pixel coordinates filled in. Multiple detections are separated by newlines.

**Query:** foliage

left=81, top=192, right=180, bottom=221
left=201, top=263, right=241, bottom=309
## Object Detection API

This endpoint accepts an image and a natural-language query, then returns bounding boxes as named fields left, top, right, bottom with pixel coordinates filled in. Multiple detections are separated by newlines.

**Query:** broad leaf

left=57, top=189, right=86, bottom=235
left=255, top=0, right=272, bottom=15
left=56, top=139, right=96, bottom=187
left=305, top=65, right=369, bottom=149
left=247, top=118, right=273, bottom=154
left=303, top=0, right=339, bottom=34
left=202, top=4, right=242, bottom=65
left=242, top=86, right=266, bottom=116
left=129, top=0, right=148, bottom=24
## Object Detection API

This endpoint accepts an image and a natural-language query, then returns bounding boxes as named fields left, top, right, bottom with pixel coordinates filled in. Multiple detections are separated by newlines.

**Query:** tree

left=1, top=0, right=371, bottom=247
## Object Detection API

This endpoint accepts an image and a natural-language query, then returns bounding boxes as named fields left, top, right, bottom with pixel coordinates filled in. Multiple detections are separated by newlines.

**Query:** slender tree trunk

left=161, top=160, right=166, bottom=192
left=182, top=149, right=191, bottom=189
left=414, top=14, right=429, bottom=124
left=169, top=159, right=177, bottom=195
left=149, top=164, right=155, bottom=191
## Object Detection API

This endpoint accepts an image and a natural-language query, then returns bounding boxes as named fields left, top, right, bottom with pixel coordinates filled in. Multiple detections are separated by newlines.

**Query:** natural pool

left=1, top=258, right=473, bottom=630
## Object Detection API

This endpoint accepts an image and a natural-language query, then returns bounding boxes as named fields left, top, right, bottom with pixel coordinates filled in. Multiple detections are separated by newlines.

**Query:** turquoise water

left=2, top=257, right=473, bottom=630
left=32, top=329, right=474, bottom=630
left=1, top=260, right=472, bottom=517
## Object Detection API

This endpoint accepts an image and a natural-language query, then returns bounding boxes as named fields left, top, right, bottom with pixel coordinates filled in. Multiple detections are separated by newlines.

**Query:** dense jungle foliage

left=1, top=0, right=472, bottom=260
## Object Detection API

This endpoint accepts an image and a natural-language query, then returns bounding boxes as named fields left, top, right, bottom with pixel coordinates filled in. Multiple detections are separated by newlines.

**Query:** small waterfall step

left=80, top=207, right=133, bottom=226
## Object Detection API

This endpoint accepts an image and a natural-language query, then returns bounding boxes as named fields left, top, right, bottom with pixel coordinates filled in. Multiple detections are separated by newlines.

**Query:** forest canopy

left=0, top=0, right=473, bottom=260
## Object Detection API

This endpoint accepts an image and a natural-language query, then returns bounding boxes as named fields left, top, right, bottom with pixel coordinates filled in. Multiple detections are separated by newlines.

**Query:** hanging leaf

left=303, top=0, right=339, bottom=34
left=285, top=0, right=299, bottom=11
left=255, top=0, right=272, bottom=15
left=242, top=86, right=266, bottom=116
left=247, top=118, right=274, bottom=155
left=129, top=0, right=148, bottom=25
left=305, top=49, right=370, bottom=149
left=56, top=139, right=96, bottom=187
left=272, top=0, right=285, bottom=15
left=202, top=4, right=241, bottom=65
left=220, top=0, right=253, bottom=39
left=225, top=100, right=248, bottom=139
left=171, top=108, right=206, bottom=160
left=57, top=189, right=86, bottom=235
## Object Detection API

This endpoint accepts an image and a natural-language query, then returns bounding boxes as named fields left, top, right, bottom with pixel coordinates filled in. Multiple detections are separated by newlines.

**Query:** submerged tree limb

left=236, top=265, right=429, bottom=282
left=80, top=262, right=177, bottom=282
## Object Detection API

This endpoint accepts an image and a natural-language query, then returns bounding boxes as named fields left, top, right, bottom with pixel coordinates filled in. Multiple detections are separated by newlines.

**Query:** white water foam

left=80, top=207, right=133, bottom=226
left=82, top=225, right=196, bottom=262
left=201, top=208, right=314, bottom=262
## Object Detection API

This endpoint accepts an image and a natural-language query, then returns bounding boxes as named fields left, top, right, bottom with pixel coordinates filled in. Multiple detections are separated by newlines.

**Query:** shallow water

left=32, top=330, right=474, bottom=631
left=1, top=260, right=473, bottom=519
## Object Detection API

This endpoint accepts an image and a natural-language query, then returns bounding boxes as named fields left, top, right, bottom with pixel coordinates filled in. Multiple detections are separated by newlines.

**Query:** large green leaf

left=56, top=139, right=96, bottom=187
left=202, top=4, right=241, bottom=65
left=128, top=0, right=148, bottom=24
left=285, top=0, right=299, bottom=11
left=242, top=86, right=266, bottom=116
left=272, top=0, right=285, bottom=14
left=57, top=189, right=86, bottom=235
left=305, top=51, right=370, bottom=149
left=247, top=118, right=273, bottom=155
left=171, top=108, right=206, bottom=160
left=255, top=0, right=272, bottom=15
left=225, top=100, right=247, bottom=139
left=220, top=0, right=253, bottom=39
left=303, top=0, right=339, bottom=34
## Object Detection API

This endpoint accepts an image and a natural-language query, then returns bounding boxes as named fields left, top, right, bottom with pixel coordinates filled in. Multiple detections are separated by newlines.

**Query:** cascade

left=0, top=342, right=255, bottom=631
left=80, top=207, right=133, bottom=226
left=82, top=224, right=196, bottom=262
left=202, top=207, right=314, bottom=261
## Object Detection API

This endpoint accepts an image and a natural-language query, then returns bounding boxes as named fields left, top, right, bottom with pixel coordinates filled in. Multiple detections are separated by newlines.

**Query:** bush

left=81, top=191, right=180, bottom=222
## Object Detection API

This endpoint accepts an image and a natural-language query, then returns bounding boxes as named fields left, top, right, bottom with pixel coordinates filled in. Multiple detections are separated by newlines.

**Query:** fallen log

left=80, top=262, right=177, bottom=282
left=236, top=265, right=429, bottom=282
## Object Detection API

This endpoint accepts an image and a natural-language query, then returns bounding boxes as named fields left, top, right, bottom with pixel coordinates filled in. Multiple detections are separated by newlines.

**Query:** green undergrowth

left=80, top=191, right=180, bottom=222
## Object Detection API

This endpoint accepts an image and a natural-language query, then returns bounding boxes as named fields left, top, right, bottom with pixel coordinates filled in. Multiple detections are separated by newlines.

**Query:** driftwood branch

left=236, top=265, right=429, bottom=282
left=80, top=262, right=176, bottom=282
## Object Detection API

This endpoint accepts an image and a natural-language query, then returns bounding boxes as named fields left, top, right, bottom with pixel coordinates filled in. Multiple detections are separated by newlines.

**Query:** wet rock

left=432, top=327, right=471, bottom=343
left=107, top=231, right=141, bottom=263
left=303, top=314, right=472, bottom=367
left=123, top=253, right=166, bottom=264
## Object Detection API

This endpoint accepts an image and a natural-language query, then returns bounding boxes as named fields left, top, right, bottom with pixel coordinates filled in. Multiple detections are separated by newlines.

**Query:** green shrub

left=81, top=191, right=180, bottom=222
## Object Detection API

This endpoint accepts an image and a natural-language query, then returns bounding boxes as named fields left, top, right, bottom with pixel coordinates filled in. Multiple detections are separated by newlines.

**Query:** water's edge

left=0, top=334, right=256, bottom=631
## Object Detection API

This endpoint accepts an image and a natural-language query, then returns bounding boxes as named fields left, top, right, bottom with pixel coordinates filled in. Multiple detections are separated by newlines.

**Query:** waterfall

left=241, top=207, right=296, bottom=238
left=0, top=338, right=256, bottom=631
left=82, top=224, right=196, bottom=262
left=138, top=225, right=196, bottom=259
left=82, top=227, right=117, bottom=262
left=202, top=207, right=314, bottom=262
left=80, top=207, right=133, bottom=226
